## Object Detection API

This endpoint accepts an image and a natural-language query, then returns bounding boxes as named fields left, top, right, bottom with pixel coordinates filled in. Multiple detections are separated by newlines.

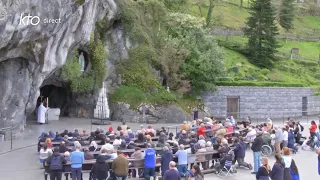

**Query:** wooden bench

left=44, top=151, right=219, bottom=179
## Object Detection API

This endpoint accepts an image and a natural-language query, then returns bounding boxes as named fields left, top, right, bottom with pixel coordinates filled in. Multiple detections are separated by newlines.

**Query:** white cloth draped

left=37, top=105, right=47, bottom=124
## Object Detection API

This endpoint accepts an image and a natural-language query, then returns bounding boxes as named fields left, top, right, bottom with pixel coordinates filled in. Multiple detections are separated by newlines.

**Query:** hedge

left=216, top=81, right=305, bottom=87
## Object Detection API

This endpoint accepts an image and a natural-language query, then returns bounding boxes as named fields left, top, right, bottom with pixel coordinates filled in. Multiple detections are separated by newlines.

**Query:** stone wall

left=201, top=86, right=318, bottom=119
left=308, top=96, right=320, bottom=115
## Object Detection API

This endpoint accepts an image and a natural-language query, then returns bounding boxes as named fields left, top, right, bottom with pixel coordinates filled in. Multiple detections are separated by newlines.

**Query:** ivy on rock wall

left=61, top=34, right=107, bottom=93
left=113, top=0, right=225, bottom=110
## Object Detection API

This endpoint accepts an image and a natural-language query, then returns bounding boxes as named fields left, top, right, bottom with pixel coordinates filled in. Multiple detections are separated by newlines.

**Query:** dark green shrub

left=216, top=81, right=304, bottom=87
left=260, top=68, right=270, bottom=76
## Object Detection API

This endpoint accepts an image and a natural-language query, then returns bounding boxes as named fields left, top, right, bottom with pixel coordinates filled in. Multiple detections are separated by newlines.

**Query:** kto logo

left=19, top=14, right=40, bottom=26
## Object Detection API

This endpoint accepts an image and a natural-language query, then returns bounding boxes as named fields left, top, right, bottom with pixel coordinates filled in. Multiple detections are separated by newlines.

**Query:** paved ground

left=0, top=117, right=319, bottom=179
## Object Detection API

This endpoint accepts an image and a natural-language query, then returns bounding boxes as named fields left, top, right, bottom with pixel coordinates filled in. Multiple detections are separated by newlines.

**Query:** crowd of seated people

left=39, top=116, right=264, bottom=180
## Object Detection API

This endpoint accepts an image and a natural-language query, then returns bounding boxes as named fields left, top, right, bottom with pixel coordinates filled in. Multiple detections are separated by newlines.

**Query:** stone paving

left=0, top=117, right=319, bottom=180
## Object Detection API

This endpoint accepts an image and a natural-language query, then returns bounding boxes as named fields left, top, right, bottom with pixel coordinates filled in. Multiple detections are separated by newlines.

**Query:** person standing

left=45, top=147, right=66, bottom=180
left=256, top=157, right=270, bottom=180
left=251, top=132, right=263, bottom=174
left=270, top=154, right=284, bottom=180
left=282, top=127, right=289, bottom=148
left=112, top=151, right=129, bottom=180
left=310, top=121, right=317, bottom=138
left=193, top=107, right=198, bottom=120
left=143, top=143, right=156, bottom=180
left=70, top=144, right=84, bottom=180
left=161, top=146, right=173, bottom=176
left=91, top=155, right=109, bottom=180
left=175, top=144, right=188, bottom=176
left=163, top=161, right=181, bottom=180
left=37, top=102, right=47, bottom=124
left=282, top=147, right=299, bottom=180
left=274, top=126, right=283, bottom=154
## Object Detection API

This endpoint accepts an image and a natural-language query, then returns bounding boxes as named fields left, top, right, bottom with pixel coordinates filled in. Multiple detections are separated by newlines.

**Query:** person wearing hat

left=106, top=126, right=113, bottom=136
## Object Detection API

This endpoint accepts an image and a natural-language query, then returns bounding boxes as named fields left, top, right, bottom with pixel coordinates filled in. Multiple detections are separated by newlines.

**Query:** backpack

left=49, top=155, right=62, bottom=170
left=300, top=124, right=304, bottom=132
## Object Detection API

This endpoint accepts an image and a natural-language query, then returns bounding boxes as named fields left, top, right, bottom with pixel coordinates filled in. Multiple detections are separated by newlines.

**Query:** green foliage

left=89, top=36, right=107, bottom=89
left=260, top=68, right=270, bottom=76
left=95, top=19, right=108, bottom=40
left=163, top=0, right=187, bottom=10
left=278, top=0, right=295, bottom=31
left=70, top=76, right=94, bottom=93
left=293, top=59, right=318, bottom=67
left=76, top=0, right=85, bottom=5
left=244, top=0, right=279, bottom=67
left=216, top=81, right=304, bottom=87
left=110, top=85, right=177, bottom=109
left=61, top=54, right=81, bottom=82
left=61, top=34, right=107, bottom=93
left=315, top=73, right=320, bottom=80
left=159, top=37, right=188, bottom=90
left=118, top=45, right=161, bottom=91
left=118, top=0, right=166, bottom=45
left=206, top=0, right=215, bottom=27
left=166, top=12, right=205, bottom=38
left=110, top=86, right=146, bottom=108
left=314, top=92, right=320, bottom=96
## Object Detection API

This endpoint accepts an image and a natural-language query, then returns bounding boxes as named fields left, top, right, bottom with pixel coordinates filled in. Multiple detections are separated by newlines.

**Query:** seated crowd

left=39, top=116, right=307, bottom=180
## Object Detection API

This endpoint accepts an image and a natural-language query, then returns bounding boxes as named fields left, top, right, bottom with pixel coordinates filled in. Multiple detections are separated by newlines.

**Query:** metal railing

left=0, top=121, right=20, bottom=151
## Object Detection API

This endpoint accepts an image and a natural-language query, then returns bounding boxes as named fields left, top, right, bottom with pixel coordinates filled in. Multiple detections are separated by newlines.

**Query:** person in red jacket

left=197, top=123, right=206, bottom=137
left=310, top=120, right=317, bottom=138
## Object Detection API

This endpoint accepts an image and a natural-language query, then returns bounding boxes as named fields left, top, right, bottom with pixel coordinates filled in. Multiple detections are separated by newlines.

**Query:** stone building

left=201, top=86, right=320, bottom=120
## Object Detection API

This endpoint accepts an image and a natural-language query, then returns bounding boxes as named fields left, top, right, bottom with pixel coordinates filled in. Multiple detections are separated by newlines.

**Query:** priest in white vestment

left=37, top=102, right=47, bottom=124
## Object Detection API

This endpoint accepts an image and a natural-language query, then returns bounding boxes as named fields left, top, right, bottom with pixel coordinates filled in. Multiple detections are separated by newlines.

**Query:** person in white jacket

left=246, top=127, right=257, bottom=143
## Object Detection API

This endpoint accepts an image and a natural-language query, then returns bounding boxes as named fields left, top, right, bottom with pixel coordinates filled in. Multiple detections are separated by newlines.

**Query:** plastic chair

left=218, top=160, right=234, bottom=178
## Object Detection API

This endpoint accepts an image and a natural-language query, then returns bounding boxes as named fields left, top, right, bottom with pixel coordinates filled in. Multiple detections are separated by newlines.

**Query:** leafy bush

left=89, top=36, right=107, bottom=89
left=70, top=76, right=94, bottom=93
left=260, top=68, right=270, bottom=76
left=110, top=86, right=146, bottom=108
left=216, top=81, right=304, bottom=87
left=118, top=45, right=162, bottom=91
left=61, top=34, right=107, bottom=93
left=111, top=85, right=177, bottom=109
left=315, top=73, right=320, bottom=80
left=61, top=55, right=81, bottom=82
left=294, top=59, right=319, bottom=67
left=147, top=90, right=177, bottom=104
left=257, top=74, right=266, bottom=81
left=76, top=0, right=85, bottom=5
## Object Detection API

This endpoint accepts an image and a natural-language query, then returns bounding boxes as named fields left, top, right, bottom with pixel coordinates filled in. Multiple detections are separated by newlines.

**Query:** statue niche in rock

left=78, top=52, right=85, bottom=72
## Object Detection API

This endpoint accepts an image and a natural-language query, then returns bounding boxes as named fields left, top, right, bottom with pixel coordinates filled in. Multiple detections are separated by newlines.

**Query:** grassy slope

left=186, top=0, right=320, bottom=87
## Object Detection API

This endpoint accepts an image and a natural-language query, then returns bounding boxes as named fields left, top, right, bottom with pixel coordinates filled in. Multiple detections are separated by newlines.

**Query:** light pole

left=10, top=119, right=14, bottom=150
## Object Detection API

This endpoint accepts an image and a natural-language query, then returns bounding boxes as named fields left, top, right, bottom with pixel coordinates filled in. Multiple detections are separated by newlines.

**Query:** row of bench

left=44, top=151, right=219, bottom=180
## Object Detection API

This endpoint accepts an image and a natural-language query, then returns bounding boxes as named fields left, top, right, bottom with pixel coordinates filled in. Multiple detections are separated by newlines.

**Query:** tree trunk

left=206, top=0, right=214, bottom=27
left=240, top=0, right=243, bottom=7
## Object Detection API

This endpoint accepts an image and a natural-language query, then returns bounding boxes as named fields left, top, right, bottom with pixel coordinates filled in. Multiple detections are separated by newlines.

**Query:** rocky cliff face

left=0, top=0, right=117, bottom=133
left=0, top=0, right=196, bottom=138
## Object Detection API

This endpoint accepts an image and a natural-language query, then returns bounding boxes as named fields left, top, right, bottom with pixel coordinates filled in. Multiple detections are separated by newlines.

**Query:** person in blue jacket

left=143, top=143, right=156, bottom=180
left=288, top=128, right=296, bottom=153
left=317, top=150, right=320, bottom=175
